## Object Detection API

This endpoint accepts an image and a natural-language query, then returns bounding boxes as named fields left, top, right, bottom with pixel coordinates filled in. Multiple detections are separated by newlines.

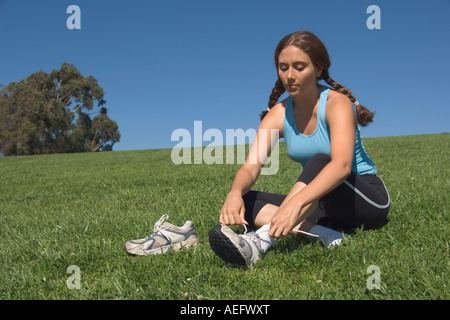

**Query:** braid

left=323, top=71, right=375, bottom=127
left=260, top=79, right=285, bottom=121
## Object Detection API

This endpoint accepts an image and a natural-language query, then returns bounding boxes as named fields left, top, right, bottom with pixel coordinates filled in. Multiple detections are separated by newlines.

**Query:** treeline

left=0, top=63, right=120, bottom=156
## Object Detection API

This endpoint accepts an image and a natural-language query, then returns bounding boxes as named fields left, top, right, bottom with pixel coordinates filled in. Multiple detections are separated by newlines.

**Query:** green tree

left=0, top=63, right=120, bottom=156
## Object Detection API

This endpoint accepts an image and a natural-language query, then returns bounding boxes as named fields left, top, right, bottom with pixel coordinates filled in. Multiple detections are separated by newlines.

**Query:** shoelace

left=152, top=214, right=171, bottom=241
left=242, top=224, right=270, bottom=249
left=244, top=224, right=319, bottom=238
left=291, top=229, right=320, bottom=238
left=242, top=224, right=259, bottom=238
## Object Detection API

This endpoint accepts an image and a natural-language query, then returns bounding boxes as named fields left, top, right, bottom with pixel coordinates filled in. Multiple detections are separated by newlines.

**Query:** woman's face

left=277, top=45, right=322, bottom=98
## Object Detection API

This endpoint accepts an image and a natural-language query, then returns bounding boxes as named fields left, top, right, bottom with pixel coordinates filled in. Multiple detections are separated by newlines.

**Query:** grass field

left=0, top=133, right=448, bottom=300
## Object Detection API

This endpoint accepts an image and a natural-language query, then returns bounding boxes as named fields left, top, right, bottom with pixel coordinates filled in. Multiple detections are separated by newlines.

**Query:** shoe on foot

left=125, top=214, right=199, bottom=256
left=209, top=224, right=263, bottom=266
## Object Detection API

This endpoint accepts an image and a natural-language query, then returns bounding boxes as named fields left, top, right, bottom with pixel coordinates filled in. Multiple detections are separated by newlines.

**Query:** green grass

left=0, top=133, right=448, bottom=300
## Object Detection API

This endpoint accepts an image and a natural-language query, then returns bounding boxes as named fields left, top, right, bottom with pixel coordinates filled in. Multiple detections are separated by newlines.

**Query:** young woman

left=208, top=31, right=390, bottom=266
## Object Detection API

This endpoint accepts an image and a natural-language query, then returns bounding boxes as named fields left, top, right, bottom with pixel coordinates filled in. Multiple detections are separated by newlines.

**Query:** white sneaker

left=125, top=214, right=199, bottom=256
left=208, top=224, right=264, bottom=266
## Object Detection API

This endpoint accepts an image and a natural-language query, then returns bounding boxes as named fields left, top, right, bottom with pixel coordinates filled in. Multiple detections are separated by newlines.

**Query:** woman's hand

left=268, top=198, right=303, bottom=238
left=219, top=191, right=248, bottom=226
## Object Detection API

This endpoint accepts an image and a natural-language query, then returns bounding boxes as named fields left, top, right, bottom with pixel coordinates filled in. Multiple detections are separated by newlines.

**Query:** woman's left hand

left=268, top=199, right=303, bottom=238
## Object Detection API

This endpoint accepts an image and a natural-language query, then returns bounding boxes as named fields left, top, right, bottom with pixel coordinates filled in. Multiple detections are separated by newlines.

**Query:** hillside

left=0, top=133, right=448, bottom=301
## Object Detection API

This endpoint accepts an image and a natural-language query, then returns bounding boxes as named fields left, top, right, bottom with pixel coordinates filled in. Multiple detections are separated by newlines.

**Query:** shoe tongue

left=153, top=221, right=172, bottom=234
left=158, top=222, right=174, bottom=231
left=153, top=223, right=173, bottom=242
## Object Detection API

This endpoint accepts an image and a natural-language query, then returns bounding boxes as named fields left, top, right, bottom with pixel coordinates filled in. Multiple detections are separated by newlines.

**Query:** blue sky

left=1, top=0, right=449, bottom=151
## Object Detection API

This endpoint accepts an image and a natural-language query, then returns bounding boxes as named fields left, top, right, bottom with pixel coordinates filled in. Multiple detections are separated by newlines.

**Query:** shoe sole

left=208, top=225, right=246, bottom=266
left=125, top=235, right=199, bottom=256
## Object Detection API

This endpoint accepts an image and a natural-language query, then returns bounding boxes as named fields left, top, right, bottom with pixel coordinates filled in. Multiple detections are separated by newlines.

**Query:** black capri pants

left=243, top=153, right=390, bottom=230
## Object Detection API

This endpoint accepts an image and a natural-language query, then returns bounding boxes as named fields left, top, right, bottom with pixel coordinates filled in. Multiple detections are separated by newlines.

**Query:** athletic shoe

left=208, top=224, right=264, bottom=266
left=125, top=214, right=199, bottom=256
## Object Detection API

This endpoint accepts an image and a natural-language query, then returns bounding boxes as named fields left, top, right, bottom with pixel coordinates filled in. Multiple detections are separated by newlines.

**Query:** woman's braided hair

left=260, top=31, right=374, bottom=126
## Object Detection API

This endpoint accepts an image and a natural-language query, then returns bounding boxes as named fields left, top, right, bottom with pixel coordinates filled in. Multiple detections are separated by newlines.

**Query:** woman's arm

left=219, top=102, right=285, bottom=226
left=269, top=93, right=355, bottom=237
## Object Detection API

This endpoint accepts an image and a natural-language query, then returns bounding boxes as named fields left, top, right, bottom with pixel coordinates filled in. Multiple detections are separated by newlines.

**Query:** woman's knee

left=310, top=153, right=331, bottom=165
left=297, top=153, right=331, bottom=184
left=242, top=190, right=257, bottom=203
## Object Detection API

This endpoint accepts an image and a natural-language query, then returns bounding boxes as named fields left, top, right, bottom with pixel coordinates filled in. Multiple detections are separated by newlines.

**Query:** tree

left=0, top=63, right=120, bottom=156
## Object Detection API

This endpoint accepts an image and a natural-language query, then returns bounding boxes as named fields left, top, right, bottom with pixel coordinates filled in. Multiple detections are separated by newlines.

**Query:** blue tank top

left=283, top=85, right=377, bottom=175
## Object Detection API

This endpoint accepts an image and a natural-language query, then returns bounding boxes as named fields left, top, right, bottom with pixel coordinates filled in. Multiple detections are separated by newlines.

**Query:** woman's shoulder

left=273, top=98, right=288, bottom=111
left=327, top=88, right=352, bottom=106
left=325, top=89, right=353, bottom=114
left=260, top=99, right=286, bottom=134
left=325, top=88, right=356, bottom=125
left=265, top=98, right=287, bottom=117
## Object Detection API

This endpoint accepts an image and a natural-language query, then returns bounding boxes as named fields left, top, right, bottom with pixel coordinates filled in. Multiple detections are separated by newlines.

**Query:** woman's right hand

left=219, top=191, right=248, bottom=226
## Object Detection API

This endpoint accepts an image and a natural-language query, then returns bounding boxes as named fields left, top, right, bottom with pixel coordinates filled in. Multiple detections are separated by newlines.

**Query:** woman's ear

left=316, top=67, right=323, bottom=79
